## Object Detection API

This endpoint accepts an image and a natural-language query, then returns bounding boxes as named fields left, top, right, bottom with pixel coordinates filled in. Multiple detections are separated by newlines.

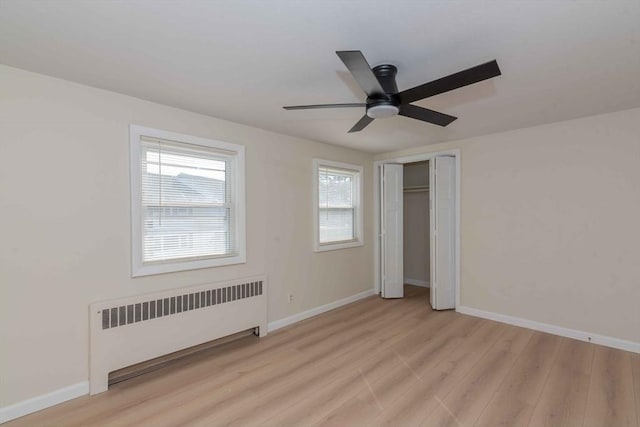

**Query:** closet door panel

left=382, top=163, right=404, bottom=298
left=432, top=156, right=455, bottom=310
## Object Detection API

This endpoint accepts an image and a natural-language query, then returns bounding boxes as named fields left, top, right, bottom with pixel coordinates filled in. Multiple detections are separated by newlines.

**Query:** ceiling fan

left=283, top=51, right=501, bottom=133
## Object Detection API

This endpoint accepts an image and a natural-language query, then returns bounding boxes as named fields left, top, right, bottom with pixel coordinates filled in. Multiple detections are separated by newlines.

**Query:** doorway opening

left=375, top=149, right=460, bottom=310
left=403, top=160, right=431, bottom=298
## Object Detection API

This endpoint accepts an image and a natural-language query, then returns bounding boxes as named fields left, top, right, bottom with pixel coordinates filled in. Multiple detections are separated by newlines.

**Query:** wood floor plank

left=405, top=315, right=482, bottom=378
left=584, top=345, right=638, bottom=427
left=474, top=331, right=562, bottom=427
left=312, top=393, right=382, bottom=427
left=5, top=286, right=638, bottom=427
left=357, top=352, right=421, bottom=410
left=371, top=368, right=462, bottom=426
left=420, top=324, right=529, bottom=427
left=195, top=356, right=349, bottom=426
left=528, top=338, right=594, bottom=427
left=435, top=319, right=507, bottom=378
left=381, top=312, right=452, bottom=350
left=493, top=324, right=535, bottom=355
left=424, top=347, right=521, bottom=427
left=261, top=370, right=367, bottom=427
left=311, top=346, right=424, bottom=427
left=309, top=344, right=429, bottom=426
left=553, top=337, right=595, bottom=375
left=121, top=328, right=373, bottom=426
left=232, top=339, right=415, bottom=426
left=102, top=336, right=333, bottom=426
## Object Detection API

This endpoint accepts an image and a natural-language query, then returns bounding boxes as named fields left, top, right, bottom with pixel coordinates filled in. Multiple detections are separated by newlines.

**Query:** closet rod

left=403, top=185, right=429, bottom=193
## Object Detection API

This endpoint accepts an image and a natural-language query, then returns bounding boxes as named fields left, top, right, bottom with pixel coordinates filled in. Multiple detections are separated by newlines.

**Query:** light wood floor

left=8, top=285, right=640, bottom=427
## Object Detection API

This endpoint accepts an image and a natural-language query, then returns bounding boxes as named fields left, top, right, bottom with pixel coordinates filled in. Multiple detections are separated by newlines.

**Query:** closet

left=403, top=161, right=430, bottom=289
left=379, top=154, right=456, bottom=308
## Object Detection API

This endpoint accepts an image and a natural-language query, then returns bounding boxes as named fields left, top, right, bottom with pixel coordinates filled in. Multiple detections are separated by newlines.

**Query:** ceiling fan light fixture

left=366, top=104, right=399, bottom=119
left=283, top=50, right=501, bottom=132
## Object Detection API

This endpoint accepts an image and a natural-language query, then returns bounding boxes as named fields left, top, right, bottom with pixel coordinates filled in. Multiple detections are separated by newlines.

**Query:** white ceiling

left=1, top=1, right=639, bottom=153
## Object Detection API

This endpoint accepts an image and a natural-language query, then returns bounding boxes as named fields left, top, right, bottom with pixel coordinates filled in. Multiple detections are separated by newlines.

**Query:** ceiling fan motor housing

left=366, top=64, right=400, bottom=119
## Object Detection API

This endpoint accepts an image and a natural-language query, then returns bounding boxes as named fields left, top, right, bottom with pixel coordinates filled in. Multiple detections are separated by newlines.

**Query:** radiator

left=89, top=275, right=267, bottom=395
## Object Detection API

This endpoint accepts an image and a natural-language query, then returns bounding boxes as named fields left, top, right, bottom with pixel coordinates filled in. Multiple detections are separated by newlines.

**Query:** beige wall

left=377, top=107, right=640, bottom=345
left=0, top=65, right=373, bottom=406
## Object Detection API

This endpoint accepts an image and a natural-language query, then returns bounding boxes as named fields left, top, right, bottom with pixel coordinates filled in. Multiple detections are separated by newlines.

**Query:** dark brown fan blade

left=398, top=60, right=501, bottom=104
left=283, top=103, right=365, bottom=110
left=398, top=104, right=457, bottom=127
left=348, top=114, right=374, bottom=133
left=336, top=51, right=385, bottom=97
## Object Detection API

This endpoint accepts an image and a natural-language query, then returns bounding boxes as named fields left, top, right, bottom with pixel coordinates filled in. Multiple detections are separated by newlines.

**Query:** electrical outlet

left=288, top=293, right=294, bottom=303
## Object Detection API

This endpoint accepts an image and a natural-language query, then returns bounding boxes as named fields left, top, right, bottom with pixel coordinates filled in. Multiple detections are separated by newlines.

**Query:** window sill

left=132, top=254, right=246, bottom=277
left=314, top=240, right=364, bottom=253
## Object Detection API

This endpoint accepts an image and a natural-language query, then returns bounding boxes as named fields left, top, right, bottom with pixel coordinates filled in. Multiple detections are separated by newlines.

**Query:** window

left=130, top=125, right=245, bottom=276
left=313, top=159, right=363, bottom=252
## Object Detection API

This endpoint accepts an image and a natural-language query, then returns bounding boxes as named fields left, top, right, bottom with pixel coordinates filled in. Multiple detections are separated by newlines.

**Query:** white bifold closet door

left=430, top=156, right=456, bottom=310
left=381, top=163, right=404, bottom=298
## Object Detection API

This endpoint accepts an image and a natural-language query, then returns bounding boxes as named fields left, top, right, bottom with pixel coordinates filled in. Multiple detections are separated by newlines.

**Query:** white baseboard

left=457, top=305, right=640, bottom=354
left=404, top=278, right=430, bottom=288
left=0, top=381, right=89, bottom=424
left=268, top=289, right=376, bottom=332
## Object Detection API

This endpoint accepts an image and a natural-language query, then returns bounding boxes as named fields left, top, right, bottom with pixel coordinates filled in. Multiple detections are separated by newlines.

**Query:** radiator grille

left=100, top=281, right=263, bottom=330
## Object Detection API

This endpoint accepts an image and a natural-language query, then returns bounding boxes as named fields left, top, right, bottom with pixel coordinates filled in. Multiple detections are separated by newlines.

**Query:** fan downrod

left=371, top=64, right=398, bottom=94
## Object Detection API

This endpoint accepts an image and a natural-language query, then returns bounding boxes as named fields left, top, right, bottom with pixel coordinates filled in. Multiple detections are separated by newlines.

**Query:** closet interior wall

left=403, top=161, right=430, bottom=287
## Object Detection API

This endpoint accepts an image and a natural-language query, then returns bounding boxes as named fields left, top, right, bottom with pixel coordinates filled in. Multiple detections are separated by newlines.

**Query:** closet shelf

left=403, top=185, right=429, bottom=193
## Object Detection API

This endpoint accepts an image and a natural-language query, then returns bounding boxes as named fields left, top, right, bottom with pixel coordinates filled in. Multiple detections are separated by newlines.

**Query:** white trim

left=268, top=289, right=375, bottom=332
left=129, top=125, right=246, bottom=277
left=374, top=164, right=381, bottom=294
left=457, top=305, right=640, bottom=354
left=312, top=158, right=364, bottom=252
left=315, top=239, right=364, bottom=252
left=0, top=382, right=89, bottom=424
left=404, top=278, right=430, bottom=288
left=454, top=153, right=461, bottom=309
left=374, top=149, right=461, bottom=306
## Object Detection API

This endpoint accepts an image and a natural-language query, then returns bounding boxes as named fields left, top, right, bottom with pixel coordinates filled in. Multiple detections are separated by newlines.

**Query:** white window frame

left=313, top=158, right=364, bottom=252
left=130, top=125, right=246, bottom=277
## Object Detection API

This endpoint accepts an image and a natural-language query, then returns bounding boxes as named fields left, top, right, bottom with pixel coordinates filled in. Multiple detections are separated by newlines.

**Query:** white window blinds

left=318, top=166, right=358, bottom=243
left=140, top=137, right=236, bottom=263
